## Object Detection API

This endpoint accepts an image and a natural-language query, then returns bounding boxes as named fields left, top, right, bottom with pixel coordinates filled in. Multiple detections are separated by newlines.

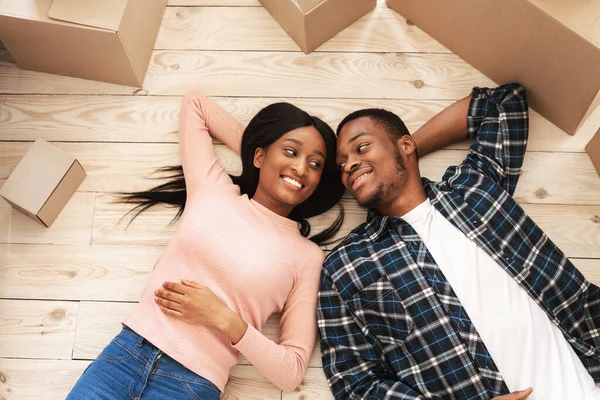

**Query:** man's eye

left=357, top=144, right=368, bottom=153
left=338, top=162, right=346, bottom=169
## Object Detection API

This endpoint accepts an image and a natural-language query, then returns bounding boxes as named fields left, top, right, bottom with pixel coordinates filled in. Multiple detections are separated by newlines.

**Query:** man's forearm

left=412, top=95, right=471, bottom=158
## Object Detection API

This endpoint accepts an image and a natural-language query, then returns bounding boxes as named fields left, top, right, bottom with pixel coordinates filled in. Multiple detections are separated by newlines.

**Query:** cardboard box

left=386, top=0, right=600, bottom=135
left=260, top=0, right=377, bottom=54
left=0, top=0, right=167, bottom=87
left=587, top=128, right=600, bottom=177
left=0, top=139, right=86, bottom=227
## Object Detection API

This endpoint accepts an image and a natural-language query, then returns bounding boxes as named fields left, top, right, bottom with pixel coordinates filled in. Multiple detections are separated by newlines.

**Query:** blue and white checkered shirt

left=318, top=84, right=600, bottom=399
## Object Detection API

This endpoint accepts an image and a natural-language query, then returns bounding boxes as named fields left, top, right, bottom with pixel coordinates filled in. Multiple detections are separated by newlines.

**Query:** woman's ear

left=253, top=147, right=265, bottom=169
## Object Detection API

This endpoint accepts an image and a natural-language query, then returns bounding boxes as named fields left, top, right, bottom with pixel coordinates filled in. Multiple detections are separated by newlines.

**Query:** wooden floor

left=1, top=0, right=600, bottom=398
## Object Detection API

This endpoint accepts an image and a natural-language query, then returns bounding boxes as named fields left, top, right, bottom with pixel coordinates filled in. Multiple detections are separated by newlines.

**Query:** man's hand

left=492, top=388, right=533, bottom=399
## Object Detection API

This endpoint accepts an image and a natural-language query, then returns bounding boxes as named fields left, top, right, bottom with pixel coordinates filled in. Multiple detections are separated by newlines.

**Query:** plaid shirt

left=318, top=84, right=600, bottom=399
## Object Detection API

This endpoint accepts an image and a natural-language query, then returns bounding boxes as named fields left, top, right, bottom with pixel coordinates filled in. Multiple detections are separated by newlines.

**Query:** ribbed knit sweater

left=123, top=91, right=324, bottom=392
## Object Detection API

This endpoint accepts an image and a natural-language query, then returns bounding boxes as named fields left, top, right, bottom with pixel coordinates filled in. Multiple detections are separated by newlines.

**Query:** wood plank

left=92, top=192, right=178, bottom=246
left=575, top=259, right=600, bottom=286
left=73, top=301, right=322, bottom=366
left=0, top=359, right=90, bottom=400
left=2, top=95, right=595, bottom=153
left=0, top=142, right=240, bottom=193
left=0, top=300, right=78, bottom=359
left=0, top=244, right=161, bottom=301
left=0, top=359, right=283, bottom=399
left=521, top=204, right=600, bottom=259
left=0, top=50, right=494, bottom=96
left=156, top=6, right=449, bottom=53
left=3, top=142, right=598, bottom=204
left=0, top=193, right=95, bottom=245
left=92, top=193, right=600, bottom=258
left=167, top=0, right=260, bottom=5
left=223, top=365, right=282, bottom=399
left=283, top=367, right=333, bottom=400
left=72, top=302, right=136, bottom=360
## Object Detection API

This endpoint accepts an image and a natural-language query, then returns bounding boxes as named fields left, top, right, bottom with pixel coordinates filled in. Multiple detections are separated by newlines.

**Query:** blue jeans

left=67, top=325, right=221, bottom=400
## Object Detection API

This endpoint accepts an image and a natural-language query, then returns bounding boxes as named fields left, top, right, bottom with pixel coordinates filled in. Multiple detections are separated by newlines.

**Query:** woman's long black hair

left=118, top=102, right=345, bottom=246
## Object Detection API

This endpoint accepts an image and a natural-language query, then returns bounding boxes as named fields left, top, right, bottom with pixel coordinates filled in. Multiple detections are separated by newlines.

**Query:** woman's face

left=252, top=126, right=327, bottom=216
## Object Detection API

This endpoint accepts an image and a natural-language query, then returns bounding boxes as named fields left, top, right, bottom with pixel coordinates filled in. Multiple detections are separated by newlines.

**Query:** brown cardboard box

left=0, top=0, right=167, bottom=87
left=260, top=0, right=377, bottom=54
left=386, top=0, right=600, bottom=135
left=586, top=128, right=600, bottom=177
left=0, top=139, right=86, bottom=227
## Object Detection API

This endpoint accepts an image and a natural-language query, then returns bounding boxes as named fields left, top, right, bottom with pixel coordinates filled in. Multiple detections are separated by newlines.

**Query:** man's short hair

left=336, top=108, right=410, bottom=141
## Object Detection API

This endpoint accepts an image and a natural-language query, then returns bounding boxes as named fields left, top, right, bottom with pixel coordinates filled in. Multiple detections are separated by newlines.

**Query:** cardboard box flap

left=292, top=0, right=326, bottom=13
left=48, top=0, right=128, bottom=31
left=0, top=0, right=54, bottom=22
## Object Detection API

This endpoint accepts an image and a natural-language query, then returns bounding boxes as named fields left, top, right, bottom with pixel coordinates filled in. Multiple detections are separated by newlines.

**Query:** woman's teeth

left=283, top=176, right=302, bottom=188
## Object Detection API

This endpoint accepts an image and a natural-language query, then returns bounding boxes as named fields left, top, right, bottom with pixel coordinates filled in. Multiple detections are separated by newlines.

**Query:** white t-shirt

left=401, top=199, right=600, bottom=400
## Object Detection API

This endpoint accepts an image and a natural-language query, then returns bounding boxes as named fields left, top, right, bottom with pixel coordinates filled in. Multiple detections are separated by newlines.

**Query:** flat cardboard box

left=586, top=128, right=600, bottom=177
left=260, top=0, right=377, bottom=54
left=0, top=139, right=86, bottom=227
left=0, top=0, right=167, bottom=87
left=386, top=0, right=600, bottom=135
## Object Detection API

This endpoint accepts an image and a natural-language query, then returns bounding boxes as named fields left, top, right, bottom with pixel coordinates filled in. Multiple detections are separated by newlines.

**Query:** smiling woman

left=65, top=91, right=345, bottom=399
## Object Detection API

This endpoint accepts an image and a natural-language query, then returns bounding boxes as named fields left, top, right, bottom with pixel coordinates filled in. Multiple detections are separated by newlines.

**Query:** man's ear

left=253, top=147, right=265, bottom=168
left=397, top=135, right=417, bottom=156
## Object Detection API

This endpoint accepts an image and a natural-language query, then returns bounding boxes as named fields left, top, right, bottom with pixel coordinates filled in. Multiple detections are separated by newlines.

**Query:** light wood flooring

left=1, top=0, right=600, bottom=398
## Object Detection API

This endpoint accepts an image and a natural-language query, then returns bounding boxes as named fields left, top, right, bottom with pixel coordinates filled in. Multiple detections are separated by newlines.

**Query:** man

left=318, top=83, right=600, bottom=399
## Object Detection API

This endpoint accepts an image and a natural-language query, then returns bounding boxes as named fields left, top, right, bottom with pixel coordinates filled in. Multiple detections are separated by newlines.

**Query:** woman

left=67, top=90, right=345, bottom=399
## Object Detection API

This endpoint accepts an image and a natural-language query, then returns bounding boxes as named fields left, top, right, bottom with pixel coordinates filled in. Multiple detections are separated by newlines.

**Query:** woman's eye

left=284, top=149, right=296, bottom=156
left=309, top=160, right=322, bottom=169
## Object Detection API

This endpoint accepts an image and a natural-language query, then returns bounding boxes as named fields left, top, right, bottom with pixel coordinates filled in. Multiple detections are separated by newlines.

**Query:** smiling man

left=317, top=83, right=600, bottom=400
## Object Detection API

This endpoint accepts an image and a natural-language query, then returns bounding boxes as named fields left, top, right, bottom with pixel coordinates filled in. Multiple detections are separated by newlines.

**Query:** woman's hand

left=492, top=388, right=533, bottom=399
left=155, top=280, right=248, bottom=344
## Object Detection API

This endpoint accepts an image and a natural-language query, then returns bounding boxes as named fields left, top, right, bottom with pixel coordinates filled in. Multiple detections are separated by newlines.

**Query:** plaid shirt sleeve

left=461, top=83, right=529, bottom=195
left=318, top=269, right=427, bottom=400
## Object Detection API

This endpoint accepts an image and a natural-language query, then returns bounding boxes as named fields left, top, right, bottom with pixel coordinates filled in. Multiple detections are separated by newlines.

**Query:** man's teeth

left=355, top=172, right=370, bottom=182
left=283, top=176, right=302, bottom=188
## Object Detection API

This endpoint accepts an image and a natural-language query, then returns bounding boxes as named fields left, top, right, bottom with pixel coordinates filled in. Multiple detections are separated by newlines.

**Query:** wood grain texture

left=0, top=359, right=90, bottom=400
left=2, top=95, right=597, bottom=153
left=0, top=50, right=494, bottom=96
left=2, top=142, right=598, bottom=204
left=0, top=244, right=161, bottom=301
left=283, top=367, right=333, bottom=400
left=156, top=6, right=449, bottom=53
left=0, top=193, right=95, bottom=245
left=1, top=0, right=598, bottom=397
left=167, top=0, right=260, bottom=5
left=0, top=300, right=79, bottom=359
left=90, top=192, right=600, bottom=258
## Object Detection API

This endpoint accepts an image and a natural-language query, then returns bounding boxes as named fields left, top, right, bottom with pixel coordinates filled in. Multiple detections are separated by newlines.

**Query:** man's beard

left=358, top=147, right=406, bottom=209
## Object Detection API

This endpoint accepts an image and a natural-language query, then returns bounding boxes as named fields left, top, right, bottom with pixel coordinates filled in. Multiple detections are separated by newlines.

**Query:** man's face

left=336, top=117, right=407, bottom=209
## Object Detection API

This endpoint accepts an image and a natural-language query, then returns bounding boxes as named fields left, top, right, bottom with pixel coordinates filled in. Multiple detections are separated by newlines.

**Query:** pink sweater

left=123, top=91, right=324, bottom=392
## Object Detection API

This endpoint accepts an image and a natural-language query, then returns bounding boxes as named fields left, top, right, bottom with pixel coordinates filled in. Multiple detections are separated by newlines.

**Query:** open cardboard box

left=587, top=128, right=600, bottom=177
left=260, top=0, right=377, bottom=54
left=0, top=0, right=167, bottom=87
left=0, top=139, right=86, bottom=227
left=386, top=0, right=600, bottom=135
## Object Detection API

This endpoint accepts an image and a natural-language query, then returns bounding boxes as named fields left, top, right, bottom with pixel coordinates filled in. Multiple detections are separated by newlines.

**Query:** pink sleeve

left=232, top=249, right=324, bottom=392
left=179, top=90, right=245, bottom=193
